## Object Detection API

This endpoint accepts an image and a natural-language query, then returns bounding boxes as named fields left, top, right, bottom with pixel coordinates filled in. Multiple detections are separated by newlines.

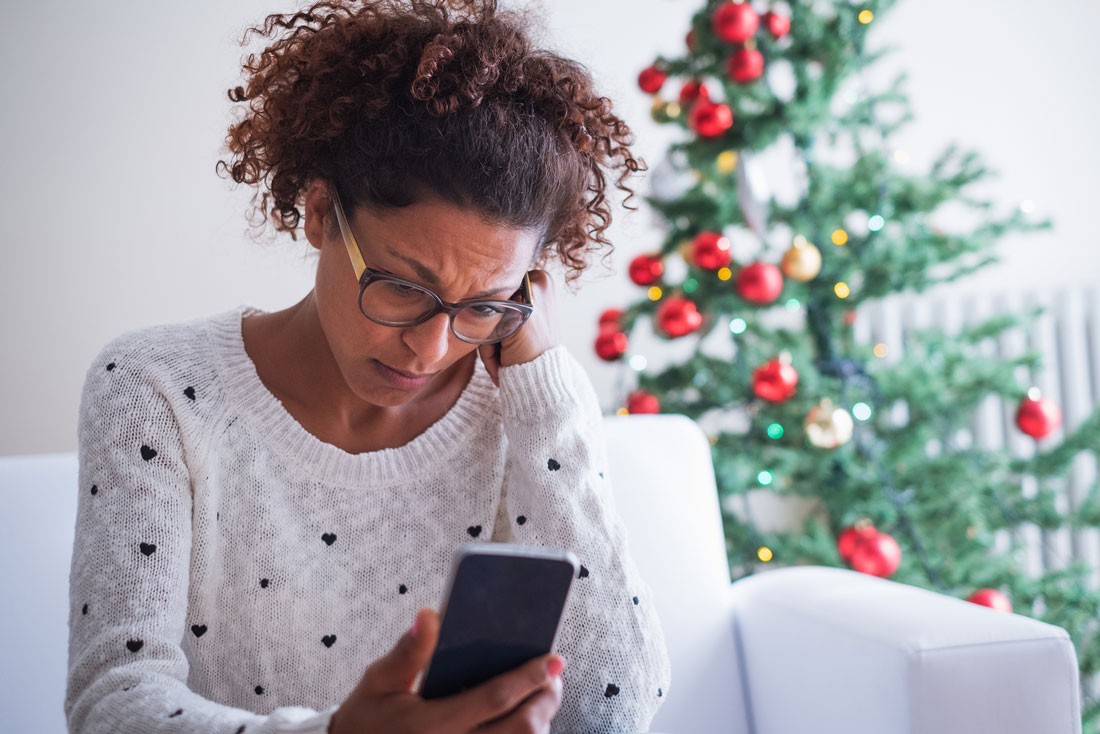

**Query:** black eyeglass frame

left=330, top=187, right=536, bottom=345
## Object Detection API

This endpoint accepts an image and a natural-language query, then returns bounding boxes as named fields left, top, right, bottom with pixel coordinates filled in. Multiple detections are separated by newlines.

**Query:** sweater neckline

left=206, top=303, right=499, bottom=487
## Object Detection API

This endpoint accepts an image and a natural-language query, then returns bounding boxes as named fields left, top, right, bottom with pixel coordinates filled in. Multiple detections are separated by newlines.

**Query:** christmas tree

left=598, top=0, right=1100, bottom=728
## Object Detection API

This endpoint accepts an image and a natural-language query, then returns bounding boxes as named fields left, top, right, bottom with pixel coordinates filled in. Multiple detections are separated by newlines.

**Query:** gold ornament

left=650, top=97, right=672, bottom=124
left=804, top=398, right=854, bottom=449
left=781, top=241, right=822, bottom=281
left=677, top=238, right=696, bottom=263
left=717, top=150, right=738, bottom=174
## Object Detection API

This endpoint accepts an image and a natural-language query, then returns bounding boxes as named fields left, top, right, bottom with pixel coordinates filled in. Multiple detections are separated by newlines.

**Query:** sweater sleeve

left=493, top=345, right=672, bottom=733
left=65, top=337, right=339, bottom=734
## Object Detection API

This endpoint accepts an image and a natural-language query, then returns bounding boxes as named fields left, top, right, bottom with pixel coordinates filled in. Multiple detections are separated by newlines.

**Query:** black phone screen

left=418, top=550, right=576, bottom=700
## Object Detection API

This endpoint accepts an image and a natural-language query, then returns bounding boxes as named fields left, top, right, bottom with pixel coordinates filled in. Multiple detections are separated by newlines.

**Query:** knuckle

left=485, top=680, right=513, bottom=711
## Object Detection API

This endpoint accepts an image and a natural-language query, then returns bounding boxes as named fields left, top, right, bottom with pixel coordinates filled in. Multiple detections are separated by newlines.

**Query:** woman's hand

left=328, top=607, right=566, bottom=734
left=477, top=270, right=560, bottom=387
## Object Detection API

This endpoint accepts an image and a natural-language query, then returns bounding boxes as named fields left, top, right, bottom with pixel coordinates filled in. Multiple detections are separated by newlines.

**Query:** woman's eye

left=470, top=305, right=503, bottom=317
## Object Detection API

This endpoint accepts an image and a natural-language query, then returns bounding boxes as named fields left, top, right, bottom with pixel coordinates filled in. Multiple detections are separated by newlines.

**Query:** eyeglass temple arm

left=331, top=189, right=368, bottom=281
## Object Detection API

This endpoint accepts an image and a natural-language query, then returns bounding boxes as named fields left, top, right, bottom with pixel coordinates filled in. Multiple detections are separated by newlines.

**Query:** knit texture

left=66, top=304, right=671, bottom=733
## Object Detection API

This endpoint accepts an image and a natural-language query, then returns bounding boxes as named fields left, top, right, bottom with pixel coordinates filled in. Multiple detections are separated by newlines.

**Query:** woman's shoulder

left=82, top=306, right=242, bottom=401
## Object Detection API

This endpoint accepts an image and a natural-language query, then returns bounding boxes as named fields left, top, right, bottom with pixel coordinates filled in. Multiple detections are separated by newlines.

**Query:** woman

left=65, top=0, right=671, bottom=732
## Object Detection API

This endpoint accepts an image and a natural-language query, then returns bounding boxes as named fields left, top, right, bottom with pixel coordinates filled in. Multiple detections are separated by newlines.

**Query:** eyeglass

left=330, top=187, right=535, bottom=345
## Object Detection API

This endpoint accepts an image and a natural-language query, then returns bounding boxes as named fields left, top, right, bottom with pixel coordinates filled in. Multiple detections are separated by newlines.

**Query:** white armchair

left=0, top=413, right=1083, bottom=733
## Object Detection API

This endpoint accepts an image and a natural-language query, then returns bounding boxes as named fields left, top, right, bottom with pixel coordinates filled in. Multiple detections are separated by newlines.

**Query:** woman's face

left=303, top=182, right=541, bottom=407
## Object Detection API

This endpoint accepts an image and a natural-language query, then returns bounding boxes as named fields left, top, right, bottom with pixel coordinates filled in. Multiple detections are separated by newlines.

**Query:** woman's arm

left=492, top=345, right=672, bottom=733
left=66, top=335, right=339, bottom=734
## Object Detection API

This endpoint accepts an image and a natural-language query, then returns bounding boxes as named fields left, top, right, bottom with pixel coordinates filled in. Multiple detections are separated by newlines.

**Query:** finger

left=361, top=608, right=440, bottom=696
left=429, top=653, right=562, bottom=732
left=470, top=675, right=563, bottom=733
left=478, top=342, right=500, bottom=387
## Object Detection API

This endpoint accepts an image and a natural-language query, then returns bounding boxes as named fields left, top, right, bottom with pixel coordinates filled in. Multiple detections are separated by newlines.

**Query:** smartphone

left=416, top=542, right=580, bottom=699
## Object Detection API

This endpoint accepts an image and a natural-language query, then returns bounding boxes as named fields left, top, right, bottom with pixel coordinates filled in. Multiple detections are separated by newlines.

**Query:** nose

left=401, top=311, right=453, bottom=366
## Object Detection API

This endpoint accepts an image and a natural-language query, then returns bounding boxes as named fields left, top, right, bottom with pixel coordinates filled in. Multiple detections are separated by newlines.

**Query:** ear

left=303, top=179, right=334, bottom=252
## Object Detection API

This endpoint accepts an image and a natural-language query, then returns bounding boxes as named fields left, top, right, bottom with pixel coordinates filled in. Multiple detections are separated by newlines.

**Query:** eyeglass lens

left=360, top=279, right=527, bottom=342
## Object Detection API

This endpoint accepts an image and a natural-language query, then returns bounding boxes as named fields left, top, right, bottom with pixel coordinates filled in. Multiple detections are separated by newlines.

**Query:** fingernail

left=546, top=656, right=565, bottom=678
left=409, top=613, right=421, bottom=638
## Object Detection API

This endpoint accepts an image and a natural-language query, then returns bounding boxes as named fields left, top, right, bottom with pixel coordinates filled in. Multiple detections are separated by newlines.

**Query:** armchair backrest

left=602, top=413, right=750, bottom=734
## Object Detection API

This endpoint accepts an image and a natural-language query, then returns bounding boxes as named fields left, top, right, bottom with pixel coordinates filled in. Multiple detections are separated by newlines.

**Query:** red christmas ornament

left=688, top=100, right=734, bottom=138
left=1015, top=391, right=1062, bottom=439
left=727, top=47, right=764, bottom=84
left=655, top=296, right=703, bottom=338
left=598, top=308, right=624, bottom=331
left=594, top=330, right=628, bottom=362
left=847, top=530, right=902, bottom=578
left=627, top=389, right=661, bottom=414
left=837, top=524, right=879, bottom=561
left=686, top=29, right=698, bottom=52
left=736, top=262, right=784, bottom=304
left=712, top=2, right=759, bottom=44
left=629, top=254, right=664, bottom=286
left=967, top=588, right=1013, bottom=614
left=763, top=10, right=791, bottom=39
left=690, top=231, right=732, bottom=270
left=751, top=357, right=798, bottom=403
left=637, top=65, right=668, bottom=94
left=679, top=79, right=711, bottom=107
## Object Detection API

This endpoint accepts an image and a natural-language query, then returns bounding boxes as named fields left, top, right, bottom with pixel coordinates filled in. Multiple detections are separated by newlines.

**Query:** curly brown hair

left=215, top=0, right=646, bottom=289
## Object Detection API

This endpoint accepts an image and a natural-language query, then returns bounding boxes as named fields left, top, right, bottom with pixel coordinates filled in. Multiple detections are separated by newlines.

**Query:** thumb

left=362, top=608, right=440, bottom=695
left=478, top=343, right=501, bottom=387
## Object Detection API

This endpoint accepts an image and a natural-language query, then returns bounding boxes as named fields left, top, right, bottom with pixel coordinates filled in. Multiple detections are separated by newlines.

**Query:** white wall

left=2, top=0, right=1097, bottom=456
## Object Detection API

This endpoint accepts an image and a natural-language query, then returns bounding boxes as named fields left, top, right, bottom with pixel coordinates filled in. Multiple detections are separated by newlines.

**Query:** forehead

left=347, top=193, right=542, bottom=291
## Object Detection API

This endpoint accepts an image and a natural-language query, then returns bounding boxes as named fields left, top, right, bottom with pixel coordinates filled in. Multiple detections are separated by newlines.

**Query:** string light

left=683, top=277, right=699, bottom=293
left=648, top=286, right=663, bottom=301
left=893, top=150, right=909, bottom=164
left=757, top=470, right=774, bottom=486
left=785, top=298, right=800, bottom=311
left=629, top=355, right=648, bottom=371
left=717, top=267, right=732, bottom=281
left=834, top=282, right=850, bottom=298
left=858, top=9, right=874, bottom=23
left=729, top=318, right=747, bottom=334
left=853, top=402, right=872, bottom=421
left=757, top=546, right=773, bottom=562
left=616, top=407, right=629, bottom=415
left=873, top=343, right=888, bottom=358
left=831, top=228, right=848, bottom=246
left=868, top=215, right=884, bottom=231
left=767, top=423, right=784, bottom=439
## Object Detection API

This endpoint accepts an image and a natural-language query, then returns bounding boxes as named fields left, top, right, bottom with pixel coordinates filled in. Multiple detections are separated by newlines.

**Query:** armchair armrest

left=729, top=565, right=1081, bottom=734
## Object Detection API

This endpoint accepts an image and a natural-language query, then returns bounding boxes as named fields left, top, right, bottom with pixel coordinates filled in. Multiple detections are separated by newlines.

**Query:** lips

left=377, top=361, right=434, bottom=379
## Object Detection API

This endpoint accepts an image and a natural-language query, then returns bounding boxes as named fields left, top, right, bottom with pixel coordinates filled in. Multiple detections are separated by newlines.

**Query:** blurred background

left=1, top=0, right=1097, bottom=456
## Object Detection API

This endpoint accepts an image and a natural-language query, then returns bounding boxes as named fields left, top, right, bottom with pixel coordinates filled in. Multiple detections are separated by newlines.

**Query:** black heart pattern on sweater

left=604, top=683, right=620, bottom=698
left=140, top=542, right=157, bottom=556
left=126, top=639, right=143, bottom=652
left=632, top=596, right=639, bottom=605
left=90, top=484, right=98, bottom=495
left=517, top=515, right=526, bottom=525
left=658, top=688, right=663, bottom=697
left=322, top=634, right=336, bottom=648
left=399, top=584, right=407, bottom=594
left=260, top=578, right=269, bottom=588
left=169, top=708, right=183, bottom=717
left=106, top=362, right=116, bottom=371
left=322, top=533, right=336, bottom=545
left=192, top=624, right=207, bottom=637
left=578, top=565, right=589, bottom=578
left=467, top=525, right=482, bottom=537
left=184, top=386, right=196, bottom=400
left=547, top=458, right=561, bottom=471
left=254, top=686, right=264, bottom=695
left=82, top=603, right=88, bottom=615
left=140, top=445, right=157, bottom=461
left=235, top=726, right=246, bottom=734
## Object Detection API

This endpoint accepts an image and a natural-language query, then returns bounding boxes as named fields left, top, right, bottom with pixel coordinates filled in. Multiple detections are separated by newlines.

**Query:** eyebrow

left=385, top=248, right=516, bottom=300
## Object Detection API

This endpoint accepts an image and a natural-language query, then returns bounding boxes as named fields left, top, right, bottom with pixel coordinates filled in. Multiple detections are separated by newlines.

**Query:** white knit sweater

left=65, top=304, right=671, bottom=734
